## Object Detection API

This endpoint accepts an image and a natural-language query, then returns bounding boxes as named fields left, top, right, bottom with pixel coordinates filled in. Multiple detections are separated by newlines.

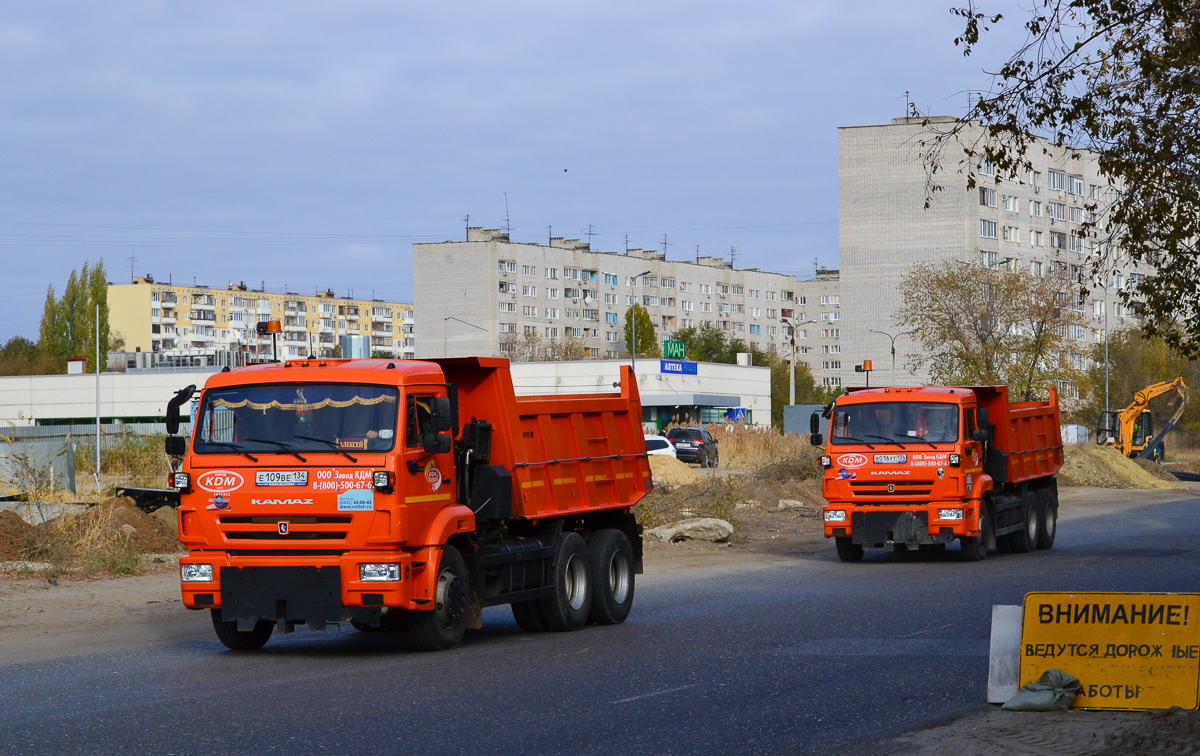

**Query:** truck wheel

left=511, top=600, right=549, bottom=632
left=960, top=506, right=990, bottom=561
left=1036, top=488, right=1057, bottom=550
left=1012, top=493, right=1038, bottom=553
left=408, top=545, right=469, bottom=651
left=588, top=529, right=635, bottom=625
left=539, top=532, right=591, bottom=631
left=210, top=609, right=273, bottom=651
left=834, top=537, right=863, bottom=563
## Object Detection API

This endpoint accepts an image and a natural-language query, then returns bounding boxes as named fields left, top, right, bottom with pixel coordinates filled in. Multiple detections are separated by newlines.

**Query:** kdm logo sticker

left=838, top=454, right=868, bottom=469
left=196, top=470, right=245, bottom=493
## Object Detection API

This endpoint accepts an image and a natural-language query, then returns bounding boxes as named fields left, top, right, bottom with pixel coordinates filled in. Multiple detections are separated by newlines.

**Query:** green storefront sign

left=663, top=339, right=686, bottom=360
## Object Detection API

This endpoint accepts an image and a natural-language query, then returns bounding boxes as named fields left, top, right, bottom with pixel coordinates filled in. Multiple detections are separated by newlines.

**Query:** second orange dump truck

left=164, top=356, right=650, bottom=651
left=811, top=385, right=1062, bottom=562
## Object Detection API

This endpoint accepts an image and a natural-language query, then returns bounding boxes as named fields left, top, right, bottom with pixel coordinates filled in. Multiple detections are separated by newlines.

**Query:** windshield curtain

left=830, top=402, right=960, bottom=445
left=194, top=383, right=400, bottom=454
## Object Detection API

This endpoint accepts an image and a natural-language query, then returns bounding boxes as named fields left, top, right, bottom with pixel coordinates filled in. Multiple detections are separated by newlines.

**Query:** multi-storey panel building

left=108, top=276, right=415, bottom=362
left=839, top=116, right=1148, bottom=390
left=414, top=228, right=811, bottom=363
left=791, top=267, right=843, bottom=389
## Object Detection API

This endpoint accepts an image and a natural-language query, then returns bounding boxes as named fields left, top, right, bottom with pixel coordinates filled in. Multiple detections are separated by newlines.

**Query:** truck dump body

left=172, top=357, right=650, bottom=650
left=819, top=385, right=1062, bottom=562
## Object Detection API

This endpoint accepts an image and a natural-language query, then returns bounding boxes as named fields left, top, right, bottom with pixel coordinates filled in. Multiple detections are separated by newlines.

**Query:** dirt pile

left=1059, top=445, right=1182, bottom=489
left=649, top=455, right=701, bottom=486
left=0, top=512, right=38, bottom=561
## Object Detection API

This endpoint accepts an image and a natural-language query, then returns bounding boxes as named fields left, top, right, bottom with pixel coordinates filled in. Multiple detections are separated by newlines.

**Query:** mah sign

left=663, top=340, right=686, bottom=360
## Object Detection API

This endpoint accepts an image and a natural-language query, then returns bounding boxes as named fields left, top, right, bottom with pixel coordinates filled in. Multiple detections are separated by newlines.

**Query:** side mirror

left=809, top=412, right=820, bottom=435
left=810, top=433, right=824, bottom=447
left=431, top=396, right=453, bottom=433
left=165, top=384, right=197, bottom=435
left=423, top=432, right=452, bottom=454
left=971, top=428, right=991, bottom=443
left=164, top=435, right=187, bottom=457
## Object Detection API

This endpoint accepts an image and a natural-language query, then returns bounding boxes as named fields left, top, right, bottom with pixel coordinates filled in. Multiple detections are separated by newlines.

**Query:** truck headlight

left=172, top=472, right=191, bottom=490
left=938, top=509, right=964, bottom=520
left=181, top=563, right=213, bottom=582
left=360, top=563, right=400, bottom=582
left=373, top=470, right=394, bottom=491
left=824, top=510, right=847, bottom=522
left=820, top=456, right=831, bottom=468
left=948, top=454, right=961, bottom=467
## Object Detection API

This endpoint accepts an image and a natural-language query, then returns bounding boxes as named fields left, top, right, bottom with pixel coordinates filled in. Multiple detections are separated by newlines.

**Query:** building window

left=979, top=219, right=998, bottom=238
left=979, top=187, right=996, bottom=207
left=1031, top=230, right=1045, bottom=247
left=1048, top=169, right=1066, bottom=191
left=499, top=260, right=516, bottom=273
left=1068, top=174, right=1084, bottom=195
left=1030, top=200, right=1042, bottom=217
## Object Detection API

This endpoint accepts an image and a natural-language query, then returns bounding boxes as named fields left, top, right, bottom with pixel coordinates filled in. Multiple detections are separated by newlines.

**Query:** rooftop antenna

left=464, top=214, right=469, bottom=237
left=128, top=253, right=136, bottom=282
left=695, top=244, right=700, bottom=263
left=586, top=224, right=595, bottom=248
left=814, top=257, right=819, bottom=278
left=661, top=234, right=669, bottom=255
left=504, top=193, right=511, bottom=235
left=547, top=225, right=552, bottom=245
left=729, top=247, right=739, bottom=268
left=624, top=234, right=629, bottom=254
left=905, top=90, right=910, bottom=117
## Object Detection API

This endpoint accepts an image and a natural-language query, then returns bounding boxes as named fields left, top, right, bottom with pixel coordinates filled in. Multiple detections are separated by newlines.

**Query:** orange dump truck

left=810, top=385, right=1062, bottom=562
left=164, top=356, right=651, bottom=650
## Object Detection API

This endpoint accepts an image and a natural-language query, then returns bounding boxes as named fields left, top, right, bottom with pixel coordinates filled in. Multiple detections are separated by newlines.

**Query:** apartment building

left=791, top=266, right=843, bottom=389
left=108, top=276, right=415, bottom=362
left=413, top=228, right=807, bottom=363
left=839, top=116, right=1148, bottom=389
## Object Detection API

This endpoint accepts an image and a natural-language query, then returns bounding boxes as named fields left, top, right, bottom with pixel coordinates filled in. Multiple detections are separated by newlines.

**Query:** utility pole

left=869, top=329, right=915, bottom=386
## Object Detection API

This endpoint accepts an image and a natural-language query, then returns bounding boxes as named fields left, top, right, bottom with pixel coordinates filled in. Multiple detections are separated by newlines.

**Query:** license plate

left=256, top=470, right=308, bottom=487
left=675, top=442, right=692, bottom=448
left=873, top=454, right=907, bottom=464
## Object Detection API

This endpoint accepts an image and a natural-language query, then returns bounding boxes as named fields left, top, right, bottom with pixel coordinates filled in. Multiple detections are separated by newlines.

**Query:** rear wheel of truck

left=834, top=536, right=864, bottom=563
left=959, top=505, right=990, bottom=561
left=408, top=545, right=469, bottom=651
left=539, top=532, right=592, bottom=631
left=588, top=529, right=635, bottom=625
left=210, top=609, right=274, bottom=651
left=1035, top=487, right=1057, bottom=550
left=511, top=600, right=549, bottom=632
left=1011, top=493, right=1039, bottom=554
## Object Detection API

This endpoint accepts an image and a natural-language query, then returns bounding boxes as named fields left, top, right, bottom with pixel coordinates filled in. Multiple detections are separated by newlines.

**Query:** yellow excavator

left=1096, top=378, right=1189, bottom=460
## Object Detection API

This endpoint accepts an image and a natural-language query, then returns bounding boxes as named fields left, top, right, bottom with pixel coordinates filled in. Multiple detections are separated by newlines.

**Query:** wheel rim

left=608, top=551, right=631, bottom=604
left=434, top=568, right=467, bottom=629
left=563, top=553, right=588, bottom=611
left=1045, top=505, right=1057, bottom=539
left=1027, top=505, right=1039, bottom=544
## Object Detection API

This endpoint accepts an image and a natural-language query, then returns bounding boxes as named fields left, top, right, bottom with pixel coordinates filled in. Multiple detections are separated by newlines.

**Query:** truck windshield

left=830, top=402, right=959, bottom=445
left=194, top=383, right=400, bottom=454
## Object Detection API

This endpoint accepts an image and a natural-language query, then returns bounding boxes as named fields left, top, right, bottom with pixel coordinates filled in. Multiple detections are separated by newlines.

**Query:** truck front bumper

left=179, top=548, right=439, bottom=624
left=823, top=502, right=980, bottom=547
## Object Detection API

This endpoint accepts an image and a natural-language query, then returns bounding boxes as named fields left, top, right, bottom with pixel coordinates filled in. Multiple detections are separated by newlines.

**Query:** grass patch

left=74, top=432, right=169, bottom=492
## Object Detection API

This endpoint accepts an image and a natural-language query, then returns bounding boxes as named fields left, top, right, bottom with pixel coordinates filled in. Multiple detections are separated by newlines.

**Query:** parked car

left=666, top=427, right=719, bottom=468
left=643, top=434, right=677, bottom=458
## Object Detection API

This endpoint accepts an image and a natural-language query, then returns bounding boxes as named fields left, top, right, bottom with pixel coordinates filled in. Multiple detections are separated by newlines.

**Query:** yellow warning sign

left=1020, top=592, right=1200, bottom=710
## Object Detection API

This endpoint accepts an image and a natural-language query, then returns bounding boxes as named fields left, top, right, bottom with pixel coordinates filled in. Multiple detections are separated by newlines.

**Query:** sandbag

left=1002, top=668, right=1082, bottom=711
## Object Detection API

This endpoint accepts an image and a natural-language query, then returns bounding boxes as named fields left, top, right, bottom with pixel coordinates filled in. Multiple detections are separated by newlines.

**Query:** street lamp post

left=630, top=270, right=653, bottom=375
left=780, top=317, right=812, bottom=407
left=869, top=328, right=915, bottom=386
left=443, top=315, right=487, bottom=358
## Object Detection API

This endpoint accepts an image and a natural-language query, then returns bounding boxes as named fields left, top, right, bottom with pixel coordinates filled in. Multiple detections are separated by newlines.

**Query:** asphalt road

left=3, top=493, right=1200, bottom=755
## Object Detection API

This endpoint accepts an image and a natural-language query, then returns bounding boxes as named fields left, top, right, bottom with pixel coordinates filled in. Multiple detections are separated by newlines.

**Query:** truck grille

left=219, top=515, right=352, bottom=542
left=224, top=531, right=348, bottom=541
left=849, top=480, right=936, bottom=498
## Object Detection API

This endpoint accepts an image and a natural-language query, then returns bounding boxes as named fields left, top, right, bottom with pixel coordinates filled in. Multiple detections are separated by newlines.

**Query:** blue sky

left=0, top=1, right=1022, bottom=342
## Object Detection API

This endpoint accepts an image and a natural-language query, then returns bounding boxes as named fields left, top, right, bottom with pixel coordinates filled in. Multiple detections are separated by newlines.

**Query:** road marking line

left=611, top=684, right=696, bottom=704
left=898, top=622, right=954, bottom=638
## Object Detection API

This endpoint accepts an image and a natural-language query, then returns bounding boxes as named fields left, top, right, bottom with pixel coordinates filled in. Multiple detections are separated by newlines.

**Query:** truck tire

left=588, top=529, right=635, bottom=625
left=511, top=600, right=549, bottom=632
left=539, top=532, right=591, bottom=631
left=210, top=609, right=273, bottom=651
left=1011, top=493, right=1038, bottom=554
left=1036, top=487, right=1057, bottom=550
left=834, top=536, right=863, bottom=563
left=408, top=545, right=469, bottom=651
left=960, top=504, right=990, bottom=561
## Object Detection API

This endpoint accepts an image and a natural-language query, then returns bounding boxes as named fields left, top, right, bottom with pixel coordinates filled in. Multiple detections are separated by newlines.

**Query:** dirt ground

left=2, top=485, right=1200, bottom=750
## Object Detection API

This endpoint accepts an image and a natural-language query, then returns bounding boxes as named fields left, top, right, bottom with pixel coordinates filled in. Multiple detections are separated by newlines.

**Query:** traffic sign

left=1019, top=591, right=1200, bottom=710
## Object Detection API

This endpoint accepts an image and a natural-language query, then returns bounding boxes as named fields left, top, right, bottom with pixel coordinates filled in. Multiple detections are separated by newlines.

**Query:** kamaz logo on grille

left=250, top=498, right=314, bottom=506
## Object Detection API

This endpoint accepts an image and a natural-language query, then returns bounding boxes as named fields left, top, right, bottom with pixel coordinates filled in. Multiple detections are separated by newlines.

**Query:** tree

left=0, top=336, right=54, bottom=376
left=623, top=304, right=660, bottom=359
left=897, top=260, right=1084, bottom=400
left=38, top=260, right=110, bottom=370
left=921, top=1, right=1200, bottom=355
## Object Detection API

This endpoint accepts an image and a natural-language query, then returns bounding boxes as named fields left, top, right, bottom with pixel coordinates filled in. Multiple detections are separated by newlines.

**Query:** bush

left=74, top=432, right=168, bottom=491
